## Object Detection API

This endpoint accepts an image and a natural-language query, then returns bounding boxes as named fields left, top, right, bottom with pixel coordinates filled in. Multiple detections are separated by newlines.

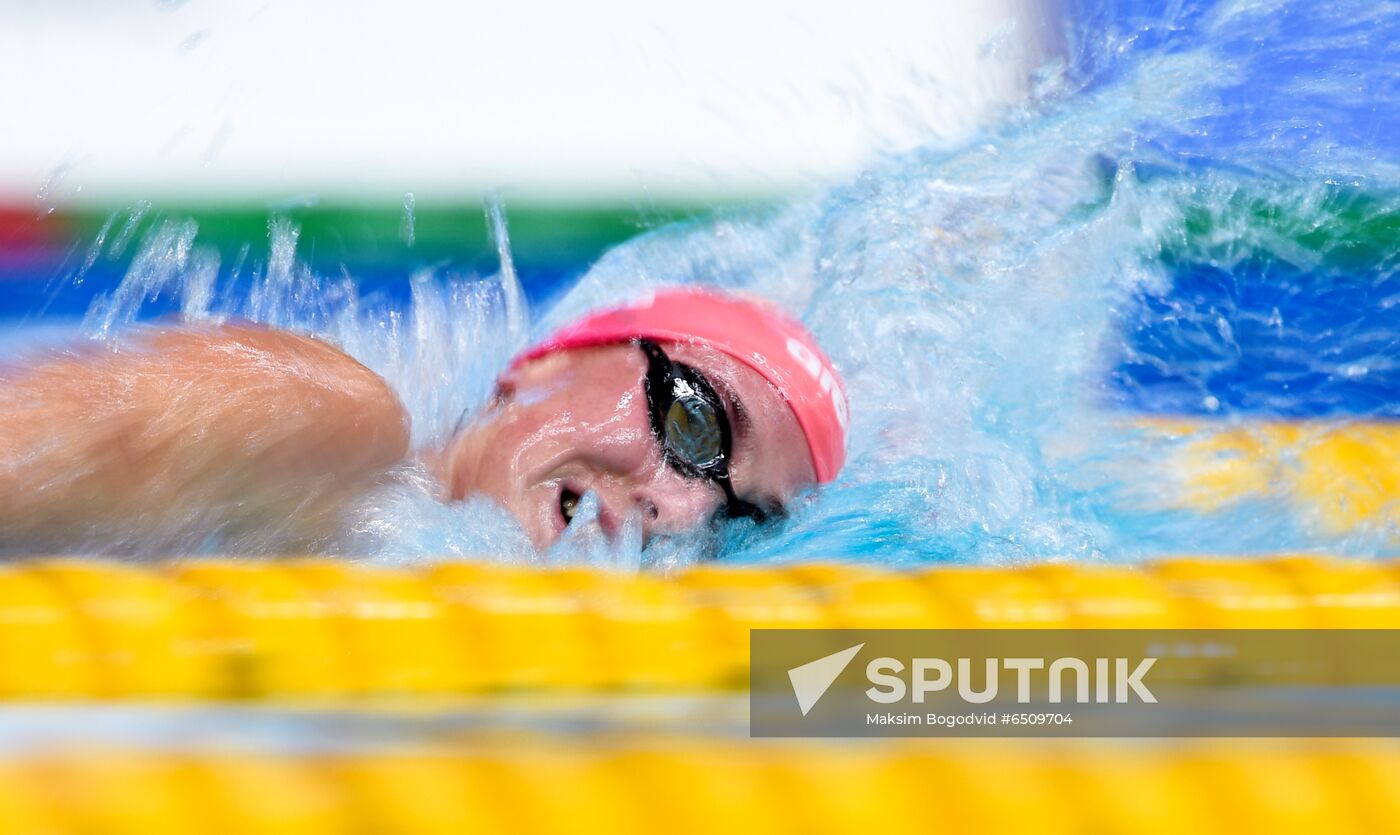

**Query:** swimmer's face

left=440, top=342, right=816, bottom=549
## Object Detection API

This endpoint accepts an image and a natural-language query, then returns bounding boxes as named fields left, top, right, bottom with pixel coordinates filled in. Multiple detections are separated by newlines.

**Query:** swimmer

left=0, top=287, right=847, bottom=553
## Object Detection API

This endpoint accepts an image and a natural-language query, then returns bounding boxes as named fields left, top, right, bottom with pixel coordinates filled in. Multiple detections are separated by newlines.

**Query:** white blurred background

left=1, top=0, right=1060, bottom=205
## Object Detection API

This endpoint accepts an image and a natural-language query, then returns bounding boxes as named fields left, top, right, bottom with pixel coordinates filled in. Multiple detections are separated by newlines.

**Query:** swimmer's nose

left=591, top=470, right=720, bottom=544
left=635, top=468, right=722, bottom=539
left=580, top=369, right=722, bottom=540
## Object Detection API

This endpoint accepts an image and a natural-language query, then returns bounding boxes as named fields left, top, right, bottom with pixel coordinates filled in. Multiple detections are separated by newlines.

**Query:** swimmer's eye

left=560, top=488, right=580, bottom=524
left=638, top=338, right=773, bottom=524
left=664, top=397, right=723, bottom=470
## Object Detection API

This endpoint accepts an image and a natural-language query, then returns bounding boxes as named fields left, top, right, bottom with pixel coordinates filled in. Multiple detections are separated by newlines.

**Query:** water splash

left=485, top=192, right=529, bottom=353
left=343, top=464, right=535, bottom=566
left=538, top=0, right=1400, bottom=564
left=544, top=492, right=644, bottom=571
left=51, top=0, right=1400, bottom=564
left=400, top=193, right=416, bottom=247
left=84, top=218, right=216, bottom=339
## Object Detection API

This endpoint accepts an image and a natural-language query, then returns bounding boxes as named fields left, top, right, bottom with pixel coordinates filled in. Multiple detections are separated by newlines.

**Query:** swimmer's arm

left=0, top=325, right=411, bottom=546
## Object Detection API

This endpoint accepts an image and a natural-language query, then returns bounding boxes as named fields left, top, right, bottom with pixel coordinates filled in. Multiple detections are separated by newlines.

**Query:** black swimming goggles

left=637, top=339, right=769, bottom=523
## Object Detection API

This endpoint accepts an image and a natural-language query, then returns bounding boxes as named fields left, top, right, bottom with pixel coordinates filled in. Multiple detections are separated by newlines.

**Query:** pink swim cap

left=513, top=287, right=848, bottom=483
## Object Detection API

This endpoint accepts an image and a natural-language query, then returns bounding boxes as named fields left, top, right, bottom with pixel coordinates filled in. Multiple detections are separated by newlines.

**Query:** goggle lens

left=665, top=396, right=723, bottom=470
left=637, top=339, right=770, bottom=524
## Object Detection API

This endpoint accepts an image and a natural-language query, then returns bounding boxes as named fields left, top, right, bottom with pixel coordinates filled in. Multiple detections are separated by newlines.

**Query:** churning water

left=32, top=0, right=1400, bottom=565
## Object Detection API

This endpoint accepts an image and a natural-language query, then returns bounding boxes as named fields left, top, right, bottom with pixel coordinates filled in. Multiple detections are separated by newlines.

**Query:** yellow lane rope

left=0, top=556, right=1393, bottom=698
left=0, top=739, right=1396, bottom=834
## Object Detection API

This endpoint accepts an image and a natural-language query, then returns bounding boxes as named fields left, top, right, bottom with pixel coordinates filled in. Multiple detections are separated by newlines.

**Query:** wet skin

left=438, top=341, right=817, bottom=549
left=0, top=326, right=814, bottom=553
left=0, top=326, right=411, bottom=552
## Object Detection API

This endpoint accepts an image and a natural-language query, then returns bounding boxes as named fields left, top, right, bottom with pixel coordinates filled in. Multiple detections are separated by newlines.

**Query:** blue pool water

left=3, top=0, right=1398, bottom=565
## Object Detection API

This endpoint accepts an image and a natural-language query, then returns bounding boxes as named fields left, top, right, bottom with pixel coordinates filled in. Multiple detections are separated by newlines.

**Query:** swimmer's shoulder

left=0, top=322, right=412, bottom=551
left=145, top=323, right=413, bottom=472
